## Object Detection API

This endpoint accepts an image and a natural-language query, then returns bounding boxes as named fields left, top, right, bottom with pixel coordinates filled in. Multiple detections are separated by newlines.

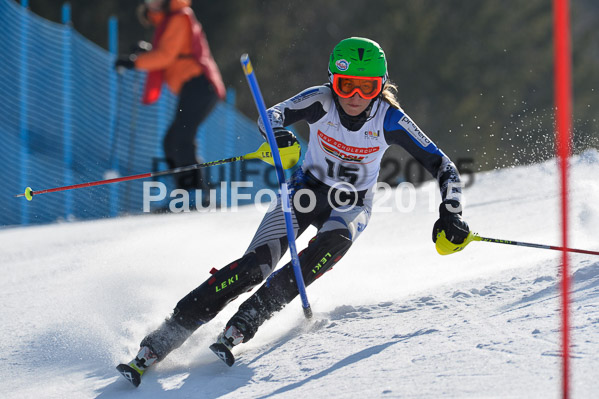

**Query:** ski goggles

left=332, top=74, right=383, bottom=100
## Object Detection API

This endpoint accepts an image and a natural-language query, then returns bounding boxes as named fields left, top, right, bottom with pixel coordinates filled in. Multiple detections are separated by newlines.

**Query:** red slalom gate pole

left=553, top=0, right=572, bottom=397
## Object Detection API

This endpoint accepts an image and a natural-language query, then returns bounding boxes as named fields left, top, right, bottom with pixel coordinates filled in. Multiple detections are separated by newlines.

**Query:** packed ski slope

left=1, top=150, right=599, bottom=399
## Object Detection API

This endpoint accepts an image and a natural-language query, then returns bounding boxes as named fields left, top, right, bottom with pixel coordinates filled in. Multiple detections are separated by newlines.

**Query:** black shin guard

left=172, top=249, right=270, bottom=331
left=229, top=229, right=352, bottom=342
left=140, top=248, right=272, bottom=360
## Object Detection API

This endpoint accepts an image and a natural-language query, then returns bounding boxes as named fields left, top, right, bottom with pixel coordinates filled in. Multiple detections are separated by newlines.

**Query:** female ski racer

left=118, top=37, right=470, bottom=385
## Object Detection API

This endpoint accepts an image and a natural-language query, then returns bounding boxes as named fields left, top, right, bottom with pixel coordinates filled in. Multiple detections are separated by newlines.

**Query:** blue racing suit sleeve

left=383, top=107, right=462, bottom=202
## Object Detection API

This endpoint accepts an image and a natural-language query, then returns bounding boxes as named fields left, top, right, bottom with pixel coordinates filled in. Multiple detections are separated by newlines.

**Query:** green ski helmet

left=328, top=37, right=388, bottom=93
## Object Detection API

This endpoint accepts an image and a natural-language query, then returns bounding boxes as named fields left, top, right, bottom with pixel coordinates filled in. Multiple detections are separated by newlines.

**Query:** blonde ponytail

left=381, top=82, right=401, bottom=109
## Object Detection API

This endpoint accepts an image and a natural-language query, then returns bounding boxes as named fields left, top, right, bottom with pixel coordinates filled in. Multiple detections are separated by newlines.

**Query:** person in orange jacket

left=115, top=0, right=226, bottom=200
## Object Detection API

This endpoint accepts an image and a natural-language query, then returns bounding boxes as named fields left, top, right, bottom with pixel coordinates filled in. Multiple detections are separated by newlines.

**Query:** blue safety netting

left=0, top=0, right=304, bottom=227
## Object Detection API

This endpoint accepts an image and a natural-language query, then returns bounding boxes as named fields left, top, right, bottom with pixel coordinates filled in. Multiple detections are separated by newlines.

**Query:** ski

left=116, top=362, right=143, bottom=387
left=209, top=342, right=235, bottom=367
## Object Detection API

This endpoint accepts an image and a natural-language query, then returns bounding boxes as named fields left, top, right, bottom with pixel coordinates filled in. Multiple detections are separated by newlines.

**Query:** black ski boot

left=117, top=315, right=194, bottom=387
left=116, top=346, right=158, bottom=387
left=209, top=324, right=245, bottom=366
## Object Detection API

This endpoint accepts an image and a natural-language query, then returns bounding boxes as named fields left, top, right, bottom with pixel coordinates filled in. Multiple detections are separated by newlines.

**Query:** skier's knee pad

left=299, top=228, right=352, bottom=283
left=266, top=228, right=352, bottom=294
left=173, top=250, right=269, bottom=329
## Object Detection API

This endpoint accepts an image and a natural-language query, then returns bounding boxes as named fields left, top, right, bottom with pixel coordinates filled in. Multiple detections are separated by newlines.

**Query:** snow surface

left=1, top=150, right=599, bottom=398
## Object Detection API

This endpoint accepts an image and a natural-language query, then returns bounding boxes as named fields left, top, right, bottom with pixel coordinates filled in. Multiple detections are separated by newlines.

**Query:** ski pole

left=474, top=235, right=599, bottom=256
left=15, top=141, right=300, bottom=201
left=241, top=54, right=312, bottom=319
left=437, top=231, right=599, bottom=256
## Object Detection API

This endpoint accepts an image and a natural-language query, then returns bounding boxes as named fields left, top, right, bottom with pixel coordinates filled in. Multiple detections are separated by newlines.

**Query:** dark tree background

left=19, top=0, right=599, bottom=172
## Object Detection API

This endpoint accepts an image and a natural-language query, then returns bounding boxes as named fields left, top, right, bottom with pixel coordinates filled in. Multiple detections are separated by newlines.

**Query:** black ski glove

left=432, top=199, right=470, bottom=244
left=114, top=54, right=137, bottom=71
left=272, top=128, right=298, bottom=149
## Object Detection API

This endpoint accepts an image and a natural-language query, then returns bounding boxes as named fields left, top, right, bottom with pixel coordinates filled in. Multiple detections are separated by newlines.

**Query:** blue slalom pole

left=240, top=54, right=312, bottom=319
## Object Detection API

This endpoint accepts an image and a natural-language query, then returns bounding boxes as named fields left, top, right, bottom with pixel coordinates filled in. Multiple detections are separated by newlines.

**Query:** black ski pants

left=141, top=170, right=372, bottom=359
left=163, top=74, right=219, bottom=192
left=176, top=170, right=370, bottom=329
